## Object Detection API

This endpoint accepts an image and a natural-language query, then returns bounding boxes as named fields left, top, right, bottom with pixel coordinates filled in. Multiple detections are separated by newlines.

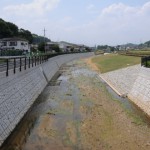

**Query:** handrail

left=141, top=56, right=150, bottom=68
left=0, top=52, right=89, bottom=76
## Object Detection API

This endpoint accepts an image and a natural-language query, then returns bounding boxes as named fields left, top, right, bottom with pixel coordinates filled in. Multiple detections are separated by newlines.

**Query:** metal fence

left=0, top=55, right=48, bottom=76
left=0, top=52, right=89, bottom=76
left=141, top=56, right=150, bottom=68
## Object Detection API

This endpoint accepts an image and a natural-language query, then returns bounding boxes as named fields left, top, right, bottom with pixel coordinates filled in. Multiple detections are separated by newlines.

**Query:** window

left=9, top=42, right=17, bottom=46
left=2, top=42, right=7, bottom=46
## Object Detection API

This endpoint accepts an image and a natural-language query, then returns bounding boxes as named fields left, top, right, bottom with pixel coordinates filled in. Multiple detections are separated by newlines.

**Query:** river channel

left=1, top=59, right=150, bottom=150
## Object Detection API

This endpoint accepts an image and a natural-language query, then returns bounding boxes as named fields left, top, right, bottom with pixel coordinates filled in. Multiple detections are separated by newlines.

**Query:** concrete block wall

left=128, top=67, right=150, bottom=116
left=100, top=63, right=150, bottom=116
left=100, top=65, right=141, bottom=96
left=0, top=67, right=47, bottom=146
left=42, top=53, right=93, bottom=81
left=0, top=52, right=93, bottom=146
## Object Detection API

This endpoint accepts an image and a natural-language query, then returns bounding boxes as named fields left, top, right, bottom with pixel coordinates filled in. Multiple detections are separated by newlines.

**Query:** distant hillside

left=32, top=34, right=50, bottom=44
left=144, top=41, right=150, bottom=47
left=122, top=43, right=138, bottom=47
left=59, top=41, right=79, bottom=47
left=0, top=18, right=50, bottom=44
left=0, top=18, right=19, bottom=39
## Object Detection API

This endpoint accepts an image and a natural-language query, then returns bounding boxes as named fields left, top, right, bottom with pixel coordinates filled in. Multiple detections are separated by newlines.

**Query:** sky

left=0, top=0, right=150, bottom=46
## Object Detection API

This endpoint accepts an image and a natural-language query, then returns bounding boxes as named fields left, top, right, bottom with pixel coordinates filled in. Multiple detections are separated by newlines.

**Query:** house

left=45, top=41, right=90, bottom=53
left=57, top=41, right=87, bottom=52
left=45, top=41, right=58, bottom=52
left=0, top=37, right=30, bottom=52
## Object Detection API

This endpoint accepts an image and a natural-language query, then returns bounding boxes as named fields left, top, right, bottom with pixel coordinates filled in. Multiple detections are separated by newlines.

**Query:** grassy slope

left=92, top=54, right=141, bottom=73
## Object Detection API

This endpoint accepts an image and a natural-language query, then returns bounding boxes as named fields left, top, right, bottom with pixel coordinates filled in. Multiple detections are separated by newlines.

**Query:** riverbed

left=1, top=58, right=150, bottom=150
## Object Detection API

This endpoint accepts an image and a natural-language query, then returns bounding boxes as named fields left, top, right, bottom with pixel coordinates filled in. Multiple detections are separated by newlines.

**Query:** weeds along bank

left=0, top=52, right=94, bottom=147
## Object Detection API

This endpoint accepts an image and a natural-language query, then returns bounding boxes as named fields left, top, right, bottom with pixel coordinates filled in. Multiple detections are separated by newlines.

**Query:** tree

left=110, top=46, right=115, bottom=52
left=97, top=45, right=108, bottom=50
left=0, top=19, right=12, bottom=38
left=32, top=34, right=51, bottom=44
left=38, top=42, right=45, bottom=52
left=51, top=44, right=61, bottom=53
left=145, top=41, right=150, bottom=47
left=7, top=22, right=18, bottom=36
left=85, top=47, right=91, bottom=52
left=18, top=28, right=33, bottom=43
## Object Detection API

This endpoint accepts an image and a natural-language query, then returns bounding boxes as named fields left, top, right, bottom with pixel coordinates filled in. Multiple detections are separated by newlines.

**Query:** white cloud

left=3, top=0, right=60, bottom=16
left=101, top=3, right=138, bottom=18
left=1, top=1, right=150, bottom=46
left=34, top=1, right=150, bottom=45
left=62, top=2, right=150, bottom=45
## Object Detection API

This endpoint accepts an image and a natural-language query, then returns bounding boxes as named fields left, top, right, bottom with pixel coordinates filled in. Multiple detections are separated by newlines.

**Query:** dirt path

left=84, top=57, right=100, bottom=72
left=1, top=58, right=150, bottom=150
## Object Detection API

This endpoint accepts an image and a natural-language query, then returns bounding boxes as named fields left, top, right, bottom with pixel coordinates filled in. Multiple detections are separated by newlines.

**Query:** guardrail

left=141, top=56, right=150, bottom=68
left=0, top=52, right=90, bottom=76
left=0, top=55, right=48, bottom=76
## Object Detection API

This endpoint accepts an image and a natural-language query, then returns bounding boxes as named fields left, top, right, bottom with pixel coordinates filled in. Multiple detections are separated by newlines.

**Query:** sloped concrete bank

left=128, top=67, right=150, bottom=116
left=0, top=52, right=93, bottom=147
left=100, top=65, right=150, bottom=117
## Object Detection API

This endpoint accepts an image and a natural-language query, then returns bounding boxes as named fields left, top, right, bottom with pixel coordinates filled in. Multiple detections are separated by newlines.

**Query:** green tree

left=7, top=22, right=18, bottom=36
left=51, top=44, right=61, bottom=53
left=18, top=28, right=33, bottom=43
left=145, top=41, right=150, bottom=47
left=32, top=34, right=51, bottom=44
left=38, top=42, right=45, bottom=52
left=0, top=19, right=12, bottom=38
left=97, top=45, right=108, bottom=50
left=110, top=46, right=115, bottom=52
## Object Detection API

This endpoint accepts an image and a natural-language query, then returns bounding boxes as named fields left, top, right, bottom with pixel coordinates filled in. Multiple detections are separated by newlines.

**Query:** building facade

left=0, top=38, right=30, bottom=52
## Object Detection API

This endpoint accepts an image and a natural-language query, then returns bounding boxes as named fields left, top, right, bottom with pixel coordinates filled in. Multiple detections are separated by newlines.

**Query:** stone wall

left=0, top=67, right=47, bottom=146
left=100, top=64, right=150, bottom=117
left=0, top=52, right=93, bottom=146
left=100, top=65, right=141, bottom=96
left=128, top=67, right=150, bottom=116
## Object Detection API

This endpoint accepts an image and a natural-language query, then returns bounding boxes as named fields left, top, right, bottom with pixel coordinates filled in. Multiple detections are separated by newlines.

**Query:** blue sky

left=0, top=0, right=150, bottom=46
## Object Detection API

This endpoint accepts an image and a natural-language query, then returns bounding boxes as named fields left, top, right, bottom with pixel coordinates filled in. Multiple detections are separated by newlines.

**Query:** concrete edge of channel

left=98, top=74, right=123, bottom=97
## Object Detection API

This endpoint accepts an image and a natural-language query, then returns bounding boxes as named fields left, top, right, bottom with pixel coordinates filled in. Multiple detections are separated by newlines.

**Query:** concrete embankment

left=100, top=65, right=150, bottom=116
left=0, top=52, right=93, bottom=146
left=128, top=67, right=150, bottom=116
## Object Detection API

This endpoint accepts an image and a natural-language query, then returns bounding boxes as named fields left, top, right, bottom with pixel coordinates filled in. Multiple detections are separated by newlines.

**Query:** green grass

left=92, top=54, right=141, bottom=73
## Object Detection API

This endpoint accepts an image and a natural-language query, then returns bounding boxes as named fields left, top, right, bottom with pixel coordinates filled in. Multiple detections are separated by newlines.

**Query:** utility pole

left=43, top=28, right=46, bottom=53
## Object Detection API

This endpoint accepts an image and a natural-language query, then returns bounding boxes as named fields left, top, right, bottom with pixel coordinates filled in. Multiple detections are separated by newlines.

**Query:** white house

left=45, top=41, right=90, bottom=52
left=45, top=41, right=58, bottom=52
left=0, top=37, right=30, bottom=52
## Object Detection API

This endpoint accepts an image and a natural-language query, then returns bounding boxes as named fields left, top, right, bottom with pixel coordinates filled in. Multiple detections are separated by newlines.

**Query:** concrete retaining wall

left=100, top=64, right=150, bottom=117
left=0, top=52, right=93, bottom=146
left=100, top=65, right=141, bottom=96
left=128, top=67, right=150, bottom=116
